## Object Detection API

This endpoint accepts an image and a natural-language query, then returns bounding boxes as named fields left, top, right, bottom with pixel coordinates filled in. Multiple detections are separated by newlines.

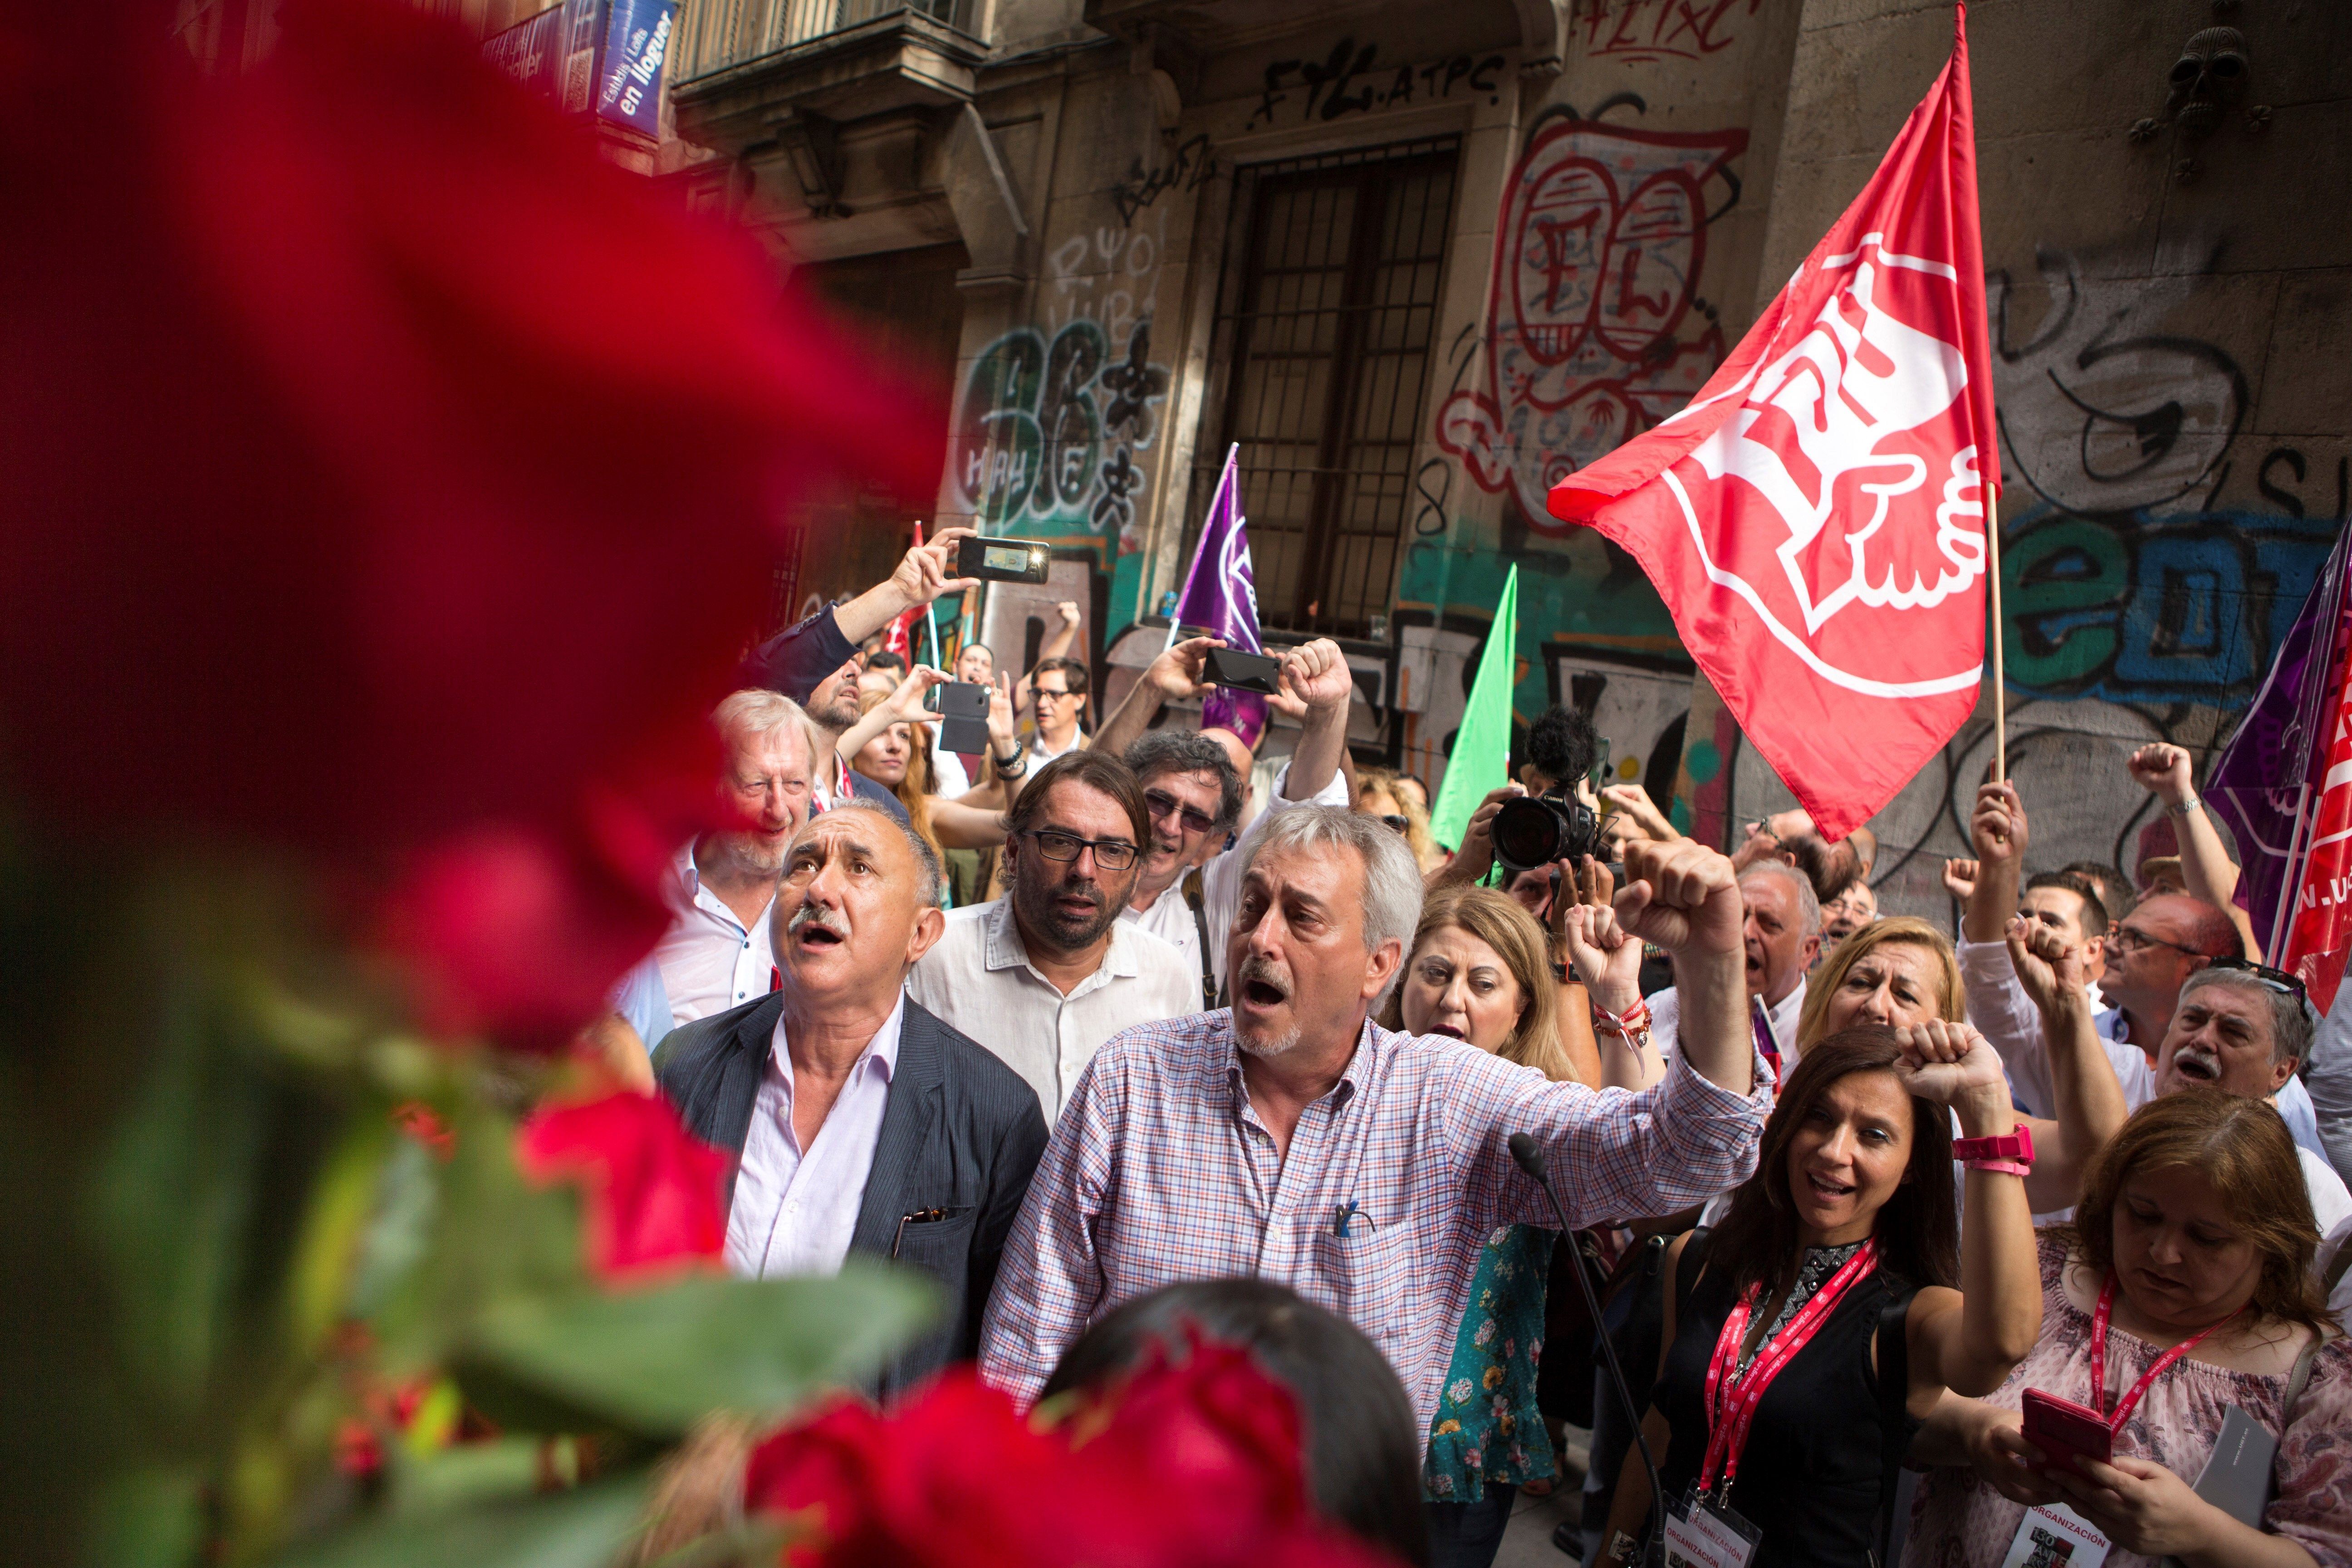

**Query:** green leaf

left=386, top=1437, right=544, bottom=1519
left=270, top=1477, right=647, bottom=1568
left=453, top=1266, right=935, bottom=1439
left=87, top=1467, right=205, bottom=1568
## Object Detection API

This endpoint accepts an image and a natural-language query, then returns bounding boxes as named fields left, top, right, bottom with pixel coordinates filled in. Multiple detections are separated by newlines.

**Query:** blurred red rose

left=1079, top=1333, right=1310, bottom=1541
left=514, top=1090, right=729, bottom=1282
left=0, top=2, right=938, bottom=1042
left=743, top=1358, right=1390, bottom=1568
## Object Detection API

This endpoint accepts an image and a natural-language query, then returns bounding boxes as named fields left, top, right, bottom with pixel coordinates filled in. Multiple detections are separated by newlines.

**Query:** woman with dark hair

left=1600, top=1023, right=2041, bottom=1568
left=1040, top=1278, right=1429, bottom=1568
left=1908, top=1091, right=2351, bottom=1568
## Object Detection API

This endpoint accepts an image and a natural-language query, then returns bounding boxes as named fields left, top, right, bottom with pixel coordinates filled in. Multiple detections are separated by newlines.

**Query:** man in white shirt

left=1646, top=859, right=1818, bottom=1081
left=652, top=801, right=1048, bottom=1396
left=652, top=690, right=819, bottom=1027
left=1954, top=779, right=2330, bottom=1158
left=1025, top=656, right=1090, bottom=764
left=906, top=751, right=1195, bottom=1122
left=1090, top=635, right=1357, bottom=1003
left=2014, top=954, right=2352, bottom=1235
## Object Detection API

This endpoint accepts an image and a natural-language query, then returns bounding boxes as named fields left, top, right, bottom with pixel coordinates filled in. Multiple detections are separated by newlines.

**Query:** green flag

left=1427, top=564, right=1518, bottom=853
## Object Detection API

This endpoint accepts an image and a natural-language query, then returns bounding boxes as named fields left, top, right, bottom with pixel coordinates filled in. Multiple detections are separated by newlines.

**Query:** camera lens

left=1492, top=797, right=1561, bottom=873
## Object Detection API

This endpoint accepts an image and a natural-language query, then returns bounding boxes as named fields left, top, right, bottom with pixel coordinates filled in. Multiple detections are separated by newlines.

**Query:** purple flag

left=1171, top=446, right=1268, bottom=746
left=2208, top=526, right=2352, bottom=953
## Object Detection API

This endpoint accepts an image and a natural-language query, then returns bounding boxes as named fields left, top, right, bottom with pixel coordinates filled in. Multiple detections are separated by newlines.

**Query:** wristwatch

left=1951, top=1121, right=2034, bottom=1177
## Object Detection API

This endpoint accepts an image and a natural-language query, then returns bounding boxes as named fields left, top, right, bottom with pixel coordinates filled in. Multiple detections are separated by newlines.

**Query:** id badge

left=1998, top=1503, right=2110, bottom=1568
left=1661, top=1487, right=1760, bottom=1568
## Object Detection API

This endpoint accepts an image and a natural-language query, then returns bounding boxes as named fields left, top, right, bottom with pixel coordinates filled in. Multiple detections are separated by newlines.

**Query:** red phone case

left=2020, top=1387, right=2113, bottom=1470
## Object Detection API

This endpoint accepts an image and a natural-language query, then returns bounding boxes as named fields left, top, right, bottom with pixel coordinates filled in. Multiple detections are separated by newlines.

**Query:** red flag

left=2283, top=607, right=2352, bottom=1010
left=882, top=522, right=926, bottom=662
left=1549, top=6, right=1995, bottom=841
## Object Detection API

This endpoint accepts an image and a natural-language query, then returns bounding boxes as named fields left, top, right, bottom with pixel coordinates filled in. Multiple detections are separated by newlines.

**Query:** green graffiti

left=2002, top=518, right=2129, bottom=689
left=1684, top=738, right=1720, bottom=785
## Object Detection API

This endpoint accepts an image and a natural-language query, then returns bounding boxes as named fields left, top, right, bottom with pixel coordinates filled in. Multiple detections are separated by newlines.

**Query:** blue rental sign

left=482, top=0, right=671, bottom=132
left=596, top=0, right=676, bottom=135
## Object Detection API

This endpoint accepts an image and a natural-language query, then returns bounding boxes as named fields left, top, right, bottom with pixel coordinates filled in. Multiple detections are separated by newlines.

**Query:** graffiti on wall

left=2002, top=505, right=2336, bottom=704
left=1991, top=248, right=2248, bottom=515
left=1572, top=0, right=1765, bottom=65
left=1434, top=114, right=1747, bottom=534
left=951, top=217, right=1172, bottom=551
left=1111, top=132, right=1212, bottom=226
left=1245, top=38, right=1506, bottom=131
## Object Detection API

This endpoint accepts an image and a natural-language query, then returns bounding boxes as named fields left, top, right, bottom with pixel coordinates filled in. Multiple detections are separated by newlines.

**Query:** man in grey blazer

left=653, top=800, right=1048, bottom=1398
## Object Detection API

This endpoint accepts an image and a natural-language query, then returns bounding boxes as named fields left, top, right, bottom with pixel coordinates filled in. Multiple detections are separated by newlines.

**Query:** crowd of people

left=612, top=527, right=2352, bottom=1568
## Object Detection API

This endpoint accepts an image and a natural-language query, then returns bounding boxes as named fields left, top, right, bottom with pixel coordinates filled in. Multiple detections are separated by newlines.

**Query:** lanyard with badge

left=2000, top=1274, right=2237, bottom=1568
left=1660, top=1239, right=1881, bottom=1568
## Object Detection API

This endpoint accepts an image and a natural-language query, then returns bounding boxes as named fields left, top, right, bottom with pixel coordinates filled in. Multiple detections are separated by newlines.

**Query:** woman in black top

left=1600, top=1022, right=2042, bottom=1568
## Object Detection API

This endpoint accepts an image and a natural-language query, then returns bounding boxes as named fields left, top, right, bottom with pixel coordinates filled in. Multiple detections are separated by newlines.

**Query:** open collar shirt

left=904, top=898, right=1196, bottom=1123
left=977, top=1010, right=1771, bottom=1436
left=723, top=996, right=904, bottom=1280
left=655, top=840, right=777, bottom=1029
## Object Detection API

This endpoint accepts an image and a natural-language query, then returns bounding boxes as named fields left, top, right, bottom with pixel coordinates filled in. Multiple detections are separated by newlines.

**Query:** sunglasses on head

left=2206, top=955, right=2312, bottom=1007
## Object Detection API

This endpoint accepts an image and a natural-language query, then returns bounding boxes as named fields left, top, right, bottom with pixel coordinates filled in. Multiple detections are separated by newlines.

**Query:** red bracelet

left=1951, top=1122, right=2034, bottom=1176
left=1592, top=998, right=1650, bottom=1037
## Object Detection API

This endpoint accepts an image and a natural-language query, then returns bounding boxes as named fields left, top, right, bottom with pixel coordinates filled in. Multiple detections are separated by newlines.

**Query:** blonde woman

left=1359, top=765, right=1446, bottom=875
left=1798, top=915, right=1968, bottom=1051
left=1376, top=885, right=1579, bottom=1567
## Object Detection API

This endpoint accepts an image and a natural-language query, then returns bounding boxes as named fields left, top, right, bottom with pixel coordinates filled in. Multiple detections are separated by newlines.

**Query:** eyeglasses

left=1034, top=687, right=1078, bottom=703
left=2206, top=955, right=2311, bottom=1006
left=1144, top=788, right=1216, bottom=835
left=1021, top=828, right=1138, bottom=871
left=1380, top=814, right=1410, bottom=834
left=2108, top=924, right=2208, bottom=959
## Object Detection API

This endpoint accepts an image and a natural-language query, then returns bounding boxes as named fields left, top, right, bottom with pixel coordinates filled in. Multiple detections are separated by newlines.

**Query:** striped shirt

left=977, top=1010, right=1771, bottom=1434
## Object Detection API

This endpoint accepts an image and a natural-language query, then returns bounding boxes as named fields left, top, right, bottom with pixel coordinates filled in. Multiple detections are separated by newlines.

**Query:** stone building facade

left=465, top=0, right=2352, bottom=917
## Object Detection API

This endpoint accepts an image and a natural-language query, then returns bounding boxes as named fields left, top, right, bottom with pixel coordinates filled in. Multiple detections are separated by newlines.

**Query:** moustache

left=2172, top=1046, right=2222, bottom=1083
left=789, top=903, right=850, bottom=938
left=1237, top=955, right=1293, bottom=1001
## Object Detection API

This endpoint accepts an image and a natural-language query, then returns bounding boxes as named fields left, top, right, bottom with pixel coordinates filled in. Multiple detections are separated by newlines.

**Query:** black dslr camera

left=1491, top=787, right=1602, bottom=873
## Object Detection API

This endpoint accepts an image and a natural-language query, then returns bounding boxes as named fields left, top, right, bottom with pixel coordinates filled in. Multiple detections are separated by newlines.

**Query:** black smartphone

left=923, top=680, right=991, bottom=753
left=1203, top=646, right=1283, bottom=696
left=956, top=536, right=1051, bottom=584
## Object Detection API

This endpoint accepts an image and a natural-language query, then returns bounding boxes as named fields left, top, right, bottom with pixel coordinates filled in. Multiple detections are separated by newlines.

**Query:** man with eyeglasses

left=1093, top=636, right=1357, bottom=1005
left=1958, top=778, right=2331, bottom=1162
left=1025, top=657, right=1091, bottom=765
left=906, top=751, right=1194, bottom=1122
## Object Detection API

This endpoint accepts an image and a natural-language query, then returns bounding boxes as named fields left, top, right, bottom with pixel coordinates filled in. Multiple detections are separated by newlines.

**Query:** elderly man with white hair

left=1633, top=857, right=1819, bottom=1091
left=977, top=806, right=1772, bottom=1434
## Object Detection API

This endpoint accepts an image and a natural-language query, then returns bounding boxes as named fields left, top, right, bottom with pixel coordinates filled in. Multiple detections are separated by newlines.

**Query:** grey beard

left=1234, top=1021, right=1302, bottom=1059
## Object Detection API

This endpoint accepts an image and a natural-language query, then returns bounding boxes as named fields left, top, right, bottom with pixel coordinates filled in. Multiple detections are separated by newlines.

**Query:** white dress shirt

left=906, top=897, right=1196, bottom=1123
left=724, top=997, right=904, bottom=1279
left=1120, top=759, right=1352, bottom=1002
left=1646, top=975, right=1807, bottom=1076
left=655, top=840, right=776, bottom=1028
left=1956, top=936, right=2329, bottom=1162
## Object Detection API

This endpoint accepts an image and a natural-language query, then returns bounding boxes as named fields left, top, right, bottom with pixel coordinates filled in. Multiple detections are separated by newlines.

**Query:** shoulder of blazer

left=899, top=997, right=1047, bottom=1132
left=652, top=992, right=782, bottom=1090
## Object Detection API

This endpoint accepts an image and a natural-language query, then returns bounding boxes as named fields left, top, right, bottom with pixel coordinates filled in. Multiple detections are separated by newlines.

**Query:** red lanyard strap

left=1698, top=1238, right=1881, bottom=1495
left=2088, top=1274, right=2233, bottom=1436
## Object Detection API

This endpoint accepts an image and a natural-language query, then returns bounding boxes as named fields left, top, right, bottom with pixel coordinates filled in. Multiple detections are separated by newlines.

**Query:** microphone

left=1509, top=1132, right=1665, bottom=1562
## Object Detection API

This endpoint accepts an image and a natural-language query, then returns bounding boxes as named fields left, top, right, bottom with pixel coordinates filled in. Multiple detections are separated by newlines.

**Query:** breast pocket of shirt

left=1308, top=1215, right=1406, bottom=1324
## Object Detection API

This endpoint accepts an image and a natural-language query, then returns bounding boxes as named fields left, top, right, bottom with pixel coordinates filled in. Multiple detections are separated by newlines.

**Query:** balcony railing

left=675, top=0, right=973, bottom=78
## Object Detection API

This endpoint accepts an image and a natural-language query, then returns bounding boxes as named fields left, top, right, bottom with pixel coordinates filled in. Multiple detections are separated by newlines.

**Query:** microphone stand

left=1509, top=1131, right=1665, bottom=1564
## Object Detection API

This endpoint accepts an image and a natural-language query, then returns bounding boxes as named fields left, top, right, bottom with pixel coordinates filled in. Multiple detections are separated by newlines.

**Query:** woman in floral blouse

left=1908, top=1091, right=2351, bottom=1568
left=1379, top=885, right=1581, bottom=1568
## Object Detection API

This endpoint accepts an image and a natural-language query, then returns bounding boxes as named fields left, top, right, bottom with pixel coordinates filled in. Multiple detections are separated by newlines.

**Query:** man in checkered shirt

left=977, top=805, right=1770, bottom=1435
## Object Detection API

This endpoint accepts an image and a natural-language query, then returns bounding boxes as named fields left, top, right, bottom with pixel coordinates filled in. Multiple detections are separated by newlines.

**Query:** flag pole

left=1988, top=484, right=2006, bottom=784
